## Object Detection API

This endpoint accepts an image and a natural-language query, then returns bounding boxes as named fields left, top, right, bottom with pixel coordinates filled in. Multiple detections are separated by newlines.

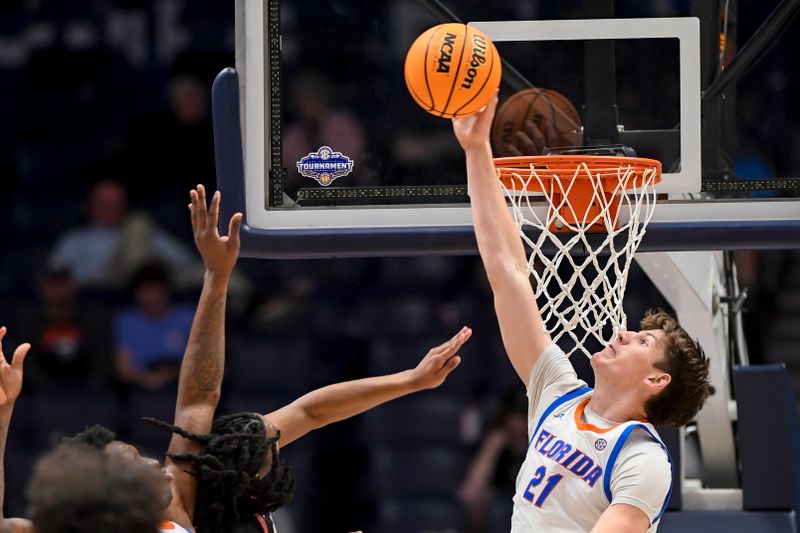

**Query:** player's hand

left=408, top=327, right=471, bottom=391
left=452, top=92, right=499, bottom=153
left=0, top=326, right=30, bottom=411
left=189, top=184, right=243, bottom=278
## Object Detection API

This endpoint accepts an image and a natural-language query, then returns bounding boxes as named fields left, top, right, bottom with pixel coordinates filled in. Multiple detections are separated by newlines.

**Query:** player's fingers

left=227, top=213, right=243, bottom=247
left=440, top=355, right=462, bottom=375
left=189, top=190, right=199, bottom=229
left=485, top=90, right=500, bottom=114
left=11, top=343, right=30, bottom=372
left=0, top=326, right=6, bottom=360
left=209, top=190, right=221, bottom=232
left=455, top=327, right=472, bottom=347
left=476, top=92, right=499, bottom=129
left=440, top=327, right=468, bottom=350
left=504, top=143, right=522, bottom=157
left=198, top=184, right=209, bottom=227
left=447, top=326, right=472, bottom=349
left=433, top=327, right=470, bottom=357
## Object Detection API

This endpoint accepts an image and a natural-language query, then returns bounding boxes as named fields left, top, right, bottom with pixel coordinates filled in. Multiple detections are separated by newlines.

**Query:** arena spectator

left=113, top=261, right=194, bottom=390
left=50, top=179, right=201, bottom=289
left=13, top=261, right=113, bottom=389
left=458, top=389, right=528, bottom=533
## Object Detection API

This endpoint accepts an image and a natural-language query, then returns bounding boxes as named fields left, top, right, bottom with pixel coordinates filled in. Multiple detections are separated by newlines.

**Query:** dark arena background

left=2, top=1, right=800, bottom=532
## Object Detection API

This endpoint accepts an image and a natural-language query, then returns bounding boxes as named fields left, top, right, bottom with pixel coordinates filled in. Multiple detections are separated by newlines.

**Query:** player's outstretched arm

left=164, top=185, right=242, bottom=524
left=0, top=327, right=35, bottom=533
left=452, top=96, right=551, bottom=384
left=264, top=327, right=471, bottom=447
left=590, top=503, right=650, bottom=533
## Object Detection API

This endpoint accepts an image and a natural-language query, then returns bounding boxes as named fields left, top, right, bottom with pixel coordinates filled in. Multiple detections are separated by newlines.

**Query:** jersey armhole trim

left=603, top=423, right=673, bottom=524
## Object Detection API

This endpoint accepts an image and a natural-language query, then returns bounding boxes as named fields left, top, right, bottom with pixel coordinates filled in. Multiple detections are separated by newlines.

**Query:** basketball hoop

left=494, top=154, right=661, bottom=358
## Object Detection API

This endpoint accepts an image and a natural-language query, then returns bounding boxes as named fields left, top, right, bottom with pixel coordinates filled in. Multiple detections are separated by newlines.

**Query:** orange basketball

left=491, top=88, right=583, bottom=156
left=404, top=23, right=502, bottom=119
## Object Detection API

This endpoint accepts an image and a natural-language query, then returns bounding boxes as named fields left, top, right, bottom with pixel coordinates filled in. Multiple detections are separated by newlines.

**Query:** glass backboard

left=216, top=0, right=800, bottom=258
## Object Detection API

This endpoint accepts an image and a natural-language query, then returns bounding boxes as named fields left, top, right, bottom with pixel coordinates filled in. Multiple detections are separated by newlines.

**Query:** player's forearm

left=175, top=272, right=228, bottom=409
left=590, top=504, right=650, bottom=533
left=466, top=145, right=529, bottom=278
left=0, top=407, right=12, bottom=522
left=291, top=371, right=417, bottom=429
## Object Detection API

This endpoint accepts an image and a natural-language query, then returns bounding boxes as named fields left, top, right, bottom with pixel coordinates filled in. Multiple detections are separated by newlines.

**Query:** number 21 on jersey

left=523, top=465, right=563, bottom=507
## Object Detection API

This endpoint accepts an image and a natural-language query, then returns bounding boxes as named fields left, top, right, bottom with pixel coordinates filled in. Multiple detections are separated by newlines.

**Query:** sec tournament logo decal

left=594, top=438, right=608, bottom=451
left=297, top=146, right=354, bottom=186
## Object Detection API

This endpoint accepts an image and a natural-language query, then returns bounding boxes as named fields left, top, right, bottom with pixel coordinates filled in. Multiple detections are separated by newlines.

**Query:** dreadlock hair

left=145, top=412, right=294, bottom=532
left=62, top=424, right=116, bottom=450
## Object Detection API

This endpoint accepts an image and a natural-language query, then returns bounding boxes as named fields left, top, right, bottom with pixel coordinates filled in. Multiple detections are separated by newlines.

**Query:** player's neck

left=586, top=387, right=646, bottom=424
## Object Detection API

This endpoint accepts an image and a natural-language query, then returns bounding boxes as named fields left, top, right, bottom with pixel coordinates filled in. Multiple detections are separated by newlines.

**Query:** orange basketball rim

left=494, top=155, right=662, bottom=233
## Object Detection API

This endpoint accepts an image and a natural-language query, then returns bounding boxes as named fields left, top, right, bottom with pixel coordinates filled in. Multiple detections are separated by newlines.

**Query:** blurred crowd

left=1, top=0, right=799, bottom=532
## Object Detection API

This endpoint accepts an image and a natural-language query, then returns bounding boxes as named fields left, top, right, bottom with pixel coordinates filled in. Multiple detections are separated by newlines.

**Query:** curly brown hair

left=641, top=308, right=711, bottom=427
left=27, top=444, right=164, bottom=533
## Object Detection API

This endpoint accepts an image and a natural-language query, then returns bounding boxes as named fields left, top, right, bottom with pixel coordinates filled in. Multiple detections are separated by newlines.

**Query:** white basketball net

left=499, top=160, right=659, bottom=358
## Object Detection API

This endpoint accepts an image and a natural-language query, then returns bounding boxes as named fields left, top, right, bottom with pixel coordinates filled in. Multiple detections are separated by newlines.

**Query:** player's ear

left=645, top=372, right=671, bottom=391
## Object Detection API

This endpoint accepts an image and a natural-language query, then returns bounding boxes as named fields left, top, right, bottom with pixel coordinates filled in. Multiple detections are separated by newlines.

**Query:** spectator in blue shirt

left=113, top=261, right=194, bottom=390
left=51, top=180, right=200, bottom=290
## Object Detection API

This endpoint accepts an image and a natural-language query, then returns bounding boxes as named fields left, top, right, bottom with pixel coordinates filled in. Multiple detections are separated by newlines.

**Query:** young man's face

left=105, top=440, right=173, bottom=508
left=591, top=329, right=669, bottom=391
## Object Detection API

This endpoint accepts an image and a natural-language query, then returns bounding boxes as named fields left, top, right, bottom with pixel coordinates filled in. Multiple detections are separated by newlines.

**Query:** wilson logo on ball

left=461, top=33, right=488, bottom=90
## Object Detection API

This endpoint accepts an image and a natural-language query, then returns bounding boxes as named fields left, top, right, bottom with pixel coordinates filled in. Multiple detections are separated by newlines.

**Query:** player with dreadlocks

left=59, top=186, right=250, bottom=532
left=148, top=323, right=472, bottom=533
left=4, top=186, right=470, bottom=533
left=135, top=191, right=473, bottom=533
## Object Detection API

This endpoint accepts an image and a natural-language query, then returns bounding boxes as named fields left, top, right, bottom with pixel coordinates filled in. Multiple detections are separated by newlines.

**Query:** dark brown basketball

left=491, top=88, right=583, bottom=156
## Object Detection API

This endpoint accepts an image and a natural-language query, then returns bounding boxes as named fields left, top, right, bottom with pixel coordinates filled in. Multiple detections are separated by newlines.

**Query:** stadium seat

left=34, top=387, right=117, bottom=445
left=369, top=447, right=465, bottom=500
left=361, top=394, right=463, bottom=448
left=377, top=500, right=464, bottom=533
left=228, top=334, right=311, bottom=398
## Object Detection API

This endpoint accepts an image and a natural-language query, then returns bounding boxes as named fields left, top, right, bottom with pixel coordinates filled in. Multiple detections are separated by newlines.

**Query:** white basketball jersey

left=510, top=387, right=672, bottom=532
left=159, top=521, right=192, bottom=533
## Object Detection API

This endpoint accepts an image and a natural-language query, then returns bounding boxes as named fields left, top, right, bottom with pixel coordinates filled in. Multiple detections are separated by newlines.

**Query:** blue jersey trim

left=529, top=386, right=593, bottom=449
left=603, top=423, right=673, bottom=524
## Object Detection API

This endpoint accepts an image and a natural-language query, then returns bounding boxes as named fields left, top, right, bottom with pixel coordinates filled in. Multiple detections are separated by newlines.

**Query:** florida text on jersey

left=510, top=387, right=672, bottom=532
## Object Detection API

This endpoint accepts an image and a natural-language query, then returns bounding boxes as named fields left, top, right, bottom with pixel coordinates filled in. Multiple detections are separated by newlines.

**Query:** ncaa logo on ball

left=594, top=438, right=608, bottom=451
left=297, top=146, right=354, bottom=186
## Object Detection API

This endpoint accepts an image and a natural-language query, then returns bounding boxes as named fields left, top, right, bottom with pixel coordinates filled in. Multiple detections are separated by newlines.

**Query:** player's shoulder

left=527, top=342, right=576, bottom=386
left=615, top=427, right=671, bottom=473
left=1, top=518, right=36, bottom=533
